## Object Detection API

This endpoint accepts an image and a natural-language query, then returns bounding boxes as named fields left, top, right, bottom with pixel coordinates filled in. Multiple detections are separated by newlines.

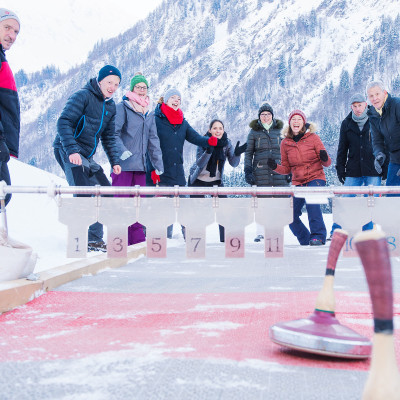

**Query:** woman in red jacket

left=267, top=110, right=331, bottom=246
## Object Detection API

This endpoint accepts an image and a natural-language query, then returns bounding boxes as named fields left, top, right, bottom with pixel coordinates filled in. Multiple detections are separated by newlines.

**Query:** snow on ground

left=3, top=159, right=333, bottom=274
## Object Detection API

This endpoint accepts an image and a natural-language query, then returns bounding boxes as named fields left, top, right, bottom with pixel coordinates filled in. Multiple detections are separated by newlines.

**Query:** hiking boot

left=88, top=241, right=107, bottom=252
left=309, top=238, right=324, bottom=246
left=254, top=235, right=264, bottom=242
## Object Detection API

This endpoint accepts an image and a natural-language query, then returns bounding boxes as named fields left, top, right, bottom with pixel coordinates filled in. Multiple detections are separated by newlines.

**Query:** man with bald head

left=0, top=8, right=20, bottom=206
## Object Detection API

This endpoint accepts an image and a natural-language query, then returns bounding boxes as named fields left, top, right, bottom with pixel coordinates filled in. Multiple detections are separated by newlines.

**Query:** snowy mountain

left=15, top=0, right=400, bottom=183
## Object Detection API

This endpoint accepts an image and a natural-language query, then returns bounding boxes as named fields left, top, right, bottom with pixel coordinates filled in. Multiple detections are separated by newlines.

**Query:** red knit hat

left=288, top=109, right=307, bottom=125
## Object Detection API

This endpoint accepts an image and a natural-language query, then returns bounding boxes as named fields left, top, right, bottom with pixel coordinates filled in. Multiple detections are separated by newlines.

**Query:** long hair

left=209, top=119, right=224, bottom=131
left=287, top=124, right=306, bottom=139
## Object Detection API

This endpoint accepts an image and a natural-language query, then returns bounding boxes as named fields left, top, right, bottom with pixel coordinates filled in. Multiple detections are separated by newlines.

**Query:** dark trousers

left=0, top=161, right=11, bottom=207
left=290, top=179, right=327, bottom=245
left=189, top=178, right=225, bottom=242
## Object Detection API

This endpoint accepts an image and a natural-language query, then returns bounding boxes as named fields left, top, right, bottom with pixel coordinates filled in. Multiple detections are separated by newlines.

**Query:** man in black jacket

left=0, top=8, right=20, bottom=207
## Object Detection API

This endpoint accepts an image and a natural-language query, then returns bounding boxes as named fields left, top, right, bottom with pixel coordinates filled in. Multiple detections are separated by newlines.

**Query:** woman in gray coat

left=112, top=72, right=164, bottom=245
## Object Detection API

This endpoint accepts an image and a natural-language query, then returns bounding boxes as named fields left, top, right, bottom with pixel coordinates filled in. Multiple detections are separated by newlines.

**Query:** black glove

left=244, top=167, right=256, bottom=185
left=234, top=141, right=247, bottom=156
left=374, top=152, right=386, bottom=174
left=0, top=140, right=10, bottom=163
left=286, top=173, right=292, bottom=183
left=338, top=174, right=345, bottom=184
left=319, top=150, right=328, bottom=162
left=267, top=158, right=277, bottom=170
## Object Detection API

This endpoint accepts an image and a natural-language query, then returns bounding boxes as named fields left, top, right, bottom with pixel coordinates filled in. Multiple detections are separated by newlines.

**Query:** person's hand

left=338, top=174, right=345, bottom=184
left=0, top=140, right=10, bottom=163
left=286, top=173, right=292, bottom=183
left=120, top=150, right=132, bottom=161
left=112, top=165, right=121, bottom=175
left=374, top=152, right=386, bottom=174
left=319, top=150, right=328, bottom=162
left=234, top=141, right=247, bottom=156
left=208, top=136, right=218, bottom=146
left=69, top=153, right=82, bottom=165
left=151, top=170, right=161, bottom=184
left=244, top=167, right=256, bottom=185
left=267, top=158, right=277, bottom=170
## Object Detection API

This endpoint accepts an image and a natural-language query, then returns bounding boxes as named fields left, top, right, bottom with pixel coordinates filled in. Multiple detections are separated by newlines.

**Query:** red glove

left=151, top=170, right=160, bottom=184
left=208, top=136, right=218, bottom=146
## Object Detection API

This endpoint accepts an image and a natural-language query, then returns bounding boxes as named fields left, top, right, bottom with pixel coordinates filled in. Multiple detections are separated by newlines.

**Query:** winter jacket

left=0, top=44, right=20, bottom=158
left=146, top=103, right=210, bottom=186
left=53, top=78, right=120, bottom=167
left=274, top=123, right=331, bottom=185
left=336, top=110, right=380, bottom=178
left=368, top=93, right=400, bottom=164
left=189, top=136, right=240, bottom=184
left=115, top=98, right=163, bottom=173
left=244, top=118, right=288, bottom=186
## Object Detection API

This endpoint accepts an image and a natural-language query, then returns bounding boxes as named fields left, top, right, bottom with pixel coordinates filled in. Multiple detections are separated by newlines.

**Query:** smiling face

left=260, top=111, right=273, bottom=125
left=166, top=95, right=181, bottom=110
left=0, top=18, right=20, bottom=50
left=209, top=121, right=224, bottom=139
left=98, top=75, right=120, bottom=98
left=351, top=101, right=367, bottom=117
left=289, top=115, right=305, bottom=135
left=133, top=83, right=148, bottom=97
left=367, top=85, right=387, bottom=110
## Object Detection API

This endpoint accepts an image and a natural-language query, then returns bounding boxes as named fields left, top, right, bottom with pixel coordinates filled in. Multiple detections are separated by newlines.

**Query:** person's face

left=209, top=121, right=224, bottom=139
left=98, top=75, right=120, bottom=98
left=0, top=19, right=20, bottom=50
left=260, top=111, right=273, bottom=125
left=367, top=85, right=387, bottom=110
left=290, top=115, right=304, bottom=135
left=351, top=101, right=367, bottom=117
left=133, top=83, right=148, bottom=97
left=166, top=95, right=181, bottom=110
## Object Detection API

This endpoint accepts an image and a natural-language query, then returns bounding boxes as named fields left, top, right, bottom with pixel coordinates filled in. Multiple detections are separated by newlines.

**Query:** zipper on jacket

left=88, top=100, right=106, bottom=158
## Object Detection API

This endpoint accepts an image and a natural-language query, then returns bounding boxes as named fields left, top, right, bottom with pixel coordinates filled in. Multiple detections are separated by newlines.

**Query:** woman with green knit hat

left=112, top=72, right=164, bottom=245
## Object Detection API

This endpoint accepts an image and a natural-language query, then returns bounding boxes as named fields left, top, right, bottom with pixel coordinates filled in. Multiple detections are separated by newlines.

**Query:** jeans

left=330, top=175, right=382, bottom=235
left=54, top=146, right=109, bottom=242
left=290, top=179, right=327, bottom=245
left=0, top=161, right=11, bottom=207
left=386, top=163, right=400, bottom=197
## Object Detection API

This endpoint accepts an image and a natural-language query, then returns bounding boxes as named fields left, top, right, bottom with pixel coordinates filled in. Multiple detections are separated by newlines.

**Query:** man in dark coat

left=0, top=8, right=20, bottom=207
left=53, top=65, right=122, bottom=251
left=367, top=80, right=400, bottom=196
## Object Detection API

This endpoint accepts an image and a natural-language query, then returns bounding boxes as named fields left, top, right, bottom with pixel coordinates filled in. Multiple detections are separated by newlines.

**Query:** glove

left=234, top=141, right=247, bottom=156
left=286, top=173, right=292, bottom=183
left=374, top=152, right=386, bottom=174
left=151, top=170, right=161, bottom=184
left=244, top=167, right=256, bottom=185
left=208, top=136, right=218, bottom=146
left=120, top=150, right=132, bottom=161
left=337, top=174, right=345, bottom=184
left=0, top=140, right=10, bottom=163
left=319, top=150, right=328, bottom=162
left=267, top=158, right=277, bottom=170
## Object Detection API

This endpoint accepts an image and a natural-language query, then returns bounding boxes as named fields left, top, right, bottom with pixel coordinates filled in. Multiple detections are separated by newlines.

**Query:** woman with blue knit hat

left=146, top=88, right=218, bottom=238
left=53, top=65, right=122, bottom=252
left=111, top=72, right=164, bottom=245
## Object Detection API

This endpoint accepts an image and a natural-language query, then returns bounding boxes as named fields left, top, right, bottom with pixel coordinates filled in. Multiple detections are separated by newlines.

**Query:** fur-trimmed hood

left=249, top=118, right=283, bottom=131
left=280, top=122, right=317, bottom=139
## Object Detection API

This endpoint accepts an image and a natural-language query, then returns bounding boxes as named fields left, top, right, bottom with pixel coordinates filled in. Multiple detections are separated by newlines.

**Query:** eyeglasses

left=260, top=112, right=272, bottom=117
left=134, top=85, right=148, bottom=90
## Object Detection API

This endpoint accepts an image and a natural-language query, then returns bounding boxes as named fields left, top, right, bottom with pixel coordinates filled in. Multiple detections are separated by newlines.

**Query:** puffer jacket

left=275, top=123, right=331, bottom=185
left=146, top=103, right=210, bottom=186
left=0, top=44, right=20, bottom=157
left=53, top=78, right=120, bottom=167
left=115, top=99, right=163, bottom=173
left=188, top=136, right=240, bottom=184
left=244, top=118, right=288, bottom=186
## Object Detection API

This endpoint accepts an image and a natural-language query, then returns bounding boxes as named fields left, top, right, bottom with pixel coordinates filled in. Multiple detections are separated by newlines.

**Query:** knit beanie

left=258, top=103, right=274, bottom=119
left=164, top=88, right=182, bottom=104
left=97, top=65, right=122, bottom=83
left=288, top=109, right=307, bottom=125
left=130, top=73, right=149, bottom=91
left=0, top=8, right=20, bottom=26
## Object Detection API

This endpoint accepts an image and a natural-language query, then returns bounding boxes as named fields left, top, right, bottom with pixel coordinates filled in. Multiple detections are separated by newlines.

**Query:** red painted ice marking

left=0, top=291, right=399, bottom=370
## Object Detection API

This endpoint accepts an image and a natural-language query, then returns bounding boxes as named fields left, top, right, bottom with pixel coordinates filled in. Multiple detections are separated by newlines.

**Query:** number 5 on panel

left=147, top=236, right=167, bottom=258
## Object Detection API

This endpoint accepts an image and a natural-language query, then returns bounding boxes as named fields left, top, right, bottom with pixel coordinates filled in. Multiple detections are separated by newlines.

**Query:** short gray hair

left=366, top=80, right=386, bottom=94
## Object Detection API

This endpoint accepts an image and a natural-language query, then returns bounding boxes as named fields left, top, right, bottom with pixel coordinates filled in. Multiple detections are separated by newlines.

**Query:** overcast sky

left=3, top=0, right=163, bottom=73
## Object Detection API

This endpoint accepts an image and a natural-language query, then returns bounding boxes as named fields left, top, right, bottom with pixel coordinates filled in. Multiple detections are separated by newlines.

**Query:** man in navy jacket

left=0, top=8, right=20, bottom=207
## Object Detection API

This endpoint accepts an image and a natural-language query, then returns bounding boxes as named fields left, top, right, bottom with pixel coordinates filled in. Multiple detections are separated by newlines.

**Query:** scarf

left=293, top=131, right=305, bottom=143
left=261, top=121, right=273, bottom=131
left=205, top=132, right=228, bottom=177
left=352, top=108, right=368, bottom=131
left=125, top=91, right=150, bottom=115
left=160, top=102, right=184, bottom=125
